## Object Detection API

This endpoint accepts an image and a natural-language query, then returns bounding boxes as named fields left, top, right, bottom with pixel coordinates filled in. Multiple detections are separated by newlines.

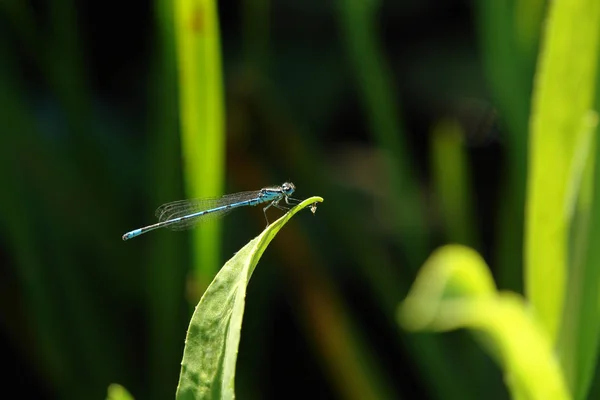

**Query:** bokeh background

left=1, top=0, right=590, bottom=399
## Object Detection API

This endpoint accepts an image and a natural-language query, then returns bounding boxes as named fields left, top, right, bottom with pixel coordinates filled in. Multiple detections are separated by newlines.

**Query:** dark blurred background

left=0, top=0, right=551, bottom=399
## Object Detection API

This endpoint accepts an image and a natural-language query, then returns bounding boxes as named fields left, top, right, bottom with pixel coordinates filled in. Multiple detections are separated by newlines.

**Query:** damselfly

left=122, top=182, right=299, bottom=241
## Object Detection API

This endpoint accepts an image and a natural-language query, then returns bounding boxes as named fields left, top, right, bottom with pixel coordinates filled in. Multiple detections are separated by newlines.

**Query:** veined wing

left=154, top=190, right=262, bottom=231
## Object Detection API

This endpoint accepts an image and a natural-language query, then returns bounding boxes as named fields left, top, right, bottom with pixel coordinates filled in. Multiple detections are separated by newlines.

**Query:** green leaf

left=336, top=0, right=428, bottom=265
left=106, top=384, right=135, bottom=400
left=174, top=0, right=226, bottom=285
left=560, top=114, right=600, bottom=400
left=399, top=245, right=570, bottom=400
left=430, top=119, right=477, bottom=249
left=525, top=0, right=600, bottom=344
left=176, top=197, right=323, bottom=400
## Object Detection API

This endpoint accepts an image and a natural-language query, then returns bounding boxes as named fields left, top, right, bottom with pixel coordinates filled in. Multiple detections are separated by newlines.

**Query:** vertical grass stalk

left=430, top=119, right=478, bottom=249
left=474, top=0, right=532, bottom=294
left=174, top=0, right=226, bottom=290
left=525, top=0, right=600, bottom=345
left=150, top=0, right=188, bottom=398
left=336, top=0, right=428, bottom=267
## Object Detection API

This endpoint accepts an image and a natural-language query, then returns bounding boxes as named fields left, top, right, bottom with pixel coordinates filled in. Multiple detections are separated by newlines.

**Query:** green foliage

left=402, top=1, right=600, bottom=399
left=562, top=117, right=600, bottom=400
left=176, top=197, right=323, bottom=399
left=400, top=245, right=570, bottom=400
left=336, top=0, right=427, bottom=264
left=173, top=0, right=226, bottom=288
left=106, top=384, right=135, bottom=400
left=2, top=0, right=600, bottom=399
left=525, top=0, right=600, bottom=344
left=527, top=0, right=600, bottom=397
left=430, top=119, right=477, bottom=249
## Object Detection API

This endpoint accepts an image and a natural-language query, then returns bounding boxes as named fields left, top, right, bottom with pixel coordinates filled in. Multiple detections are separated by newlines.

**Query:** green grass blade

left=560, top=113, right=599, bottom=399
left=176, top=197, right=323, bottom=400
left=174, top=0, right=226, bottom=287
left=475, top=0, right=530, bottom=294
left=514, top=0, right=545, bottom=55
left=150, top=1, right=188, bottom=398
left=336, top=0, right=427, bottom=266
left=106, top=384, right=135, bottom=400
left=430, top=119, right=478, bottom=249
left=525, top=0, right=600, bottom=343
left=399, top=245, right=570, bottom=400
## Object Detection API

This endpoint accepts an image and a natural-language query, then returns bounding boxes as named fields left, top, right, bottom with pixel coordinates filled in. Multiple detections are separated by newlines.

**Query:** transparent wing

left=154, top=190, right=262, bottom=231
left=164, top=207, right=237, bottom=231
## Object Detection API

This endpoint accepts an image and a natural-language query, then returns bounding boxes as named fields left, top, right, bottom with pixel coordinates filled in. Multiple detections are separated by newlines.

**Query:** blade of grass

left=336, top=1, right=495, bottom=396
left=176, top=197, right=323, bottom=399
left=560, top=112, right=599, bottom=400
left=399, top=245, right=570, bottom=400
left=525, top=0, right=600, bottom=344
left=173, top=0, right=226, bottom=291
left=106, top=384, right=135, bottom=400
left=430, top=119, right=478, bottom=249
left=148, top=1, right=188, bottom=399
left=336, top=0, right=428, bottom=266
left=514, top=0, right=545, bottom=56
left=429, top=123, right=507, bottom=397
left=475, top=0, right=531, bottom=294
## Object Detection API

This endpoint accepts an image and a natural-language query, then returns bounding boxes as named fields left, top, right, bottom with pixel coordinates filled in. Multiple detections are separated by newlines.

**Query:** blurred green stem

left=475, top=0, right=532, bottom=294
left=560, top=115, right=598, bottom=400
left=525, top=0, right=600, bottom=344
left=174, top=0, right=226, bottom=291
left=430, top=119, right=478, bottom=249
left=148, top=1, right=188, bottom=399
left=336, top=0, right=428, bottom=268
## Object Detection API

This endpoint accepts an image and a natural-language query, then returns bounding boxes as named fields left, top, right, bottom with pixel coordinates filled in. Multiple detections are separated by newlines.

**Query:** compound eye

left=282, top=182, right=295, bottom=193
